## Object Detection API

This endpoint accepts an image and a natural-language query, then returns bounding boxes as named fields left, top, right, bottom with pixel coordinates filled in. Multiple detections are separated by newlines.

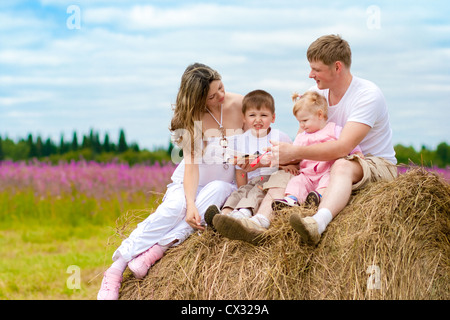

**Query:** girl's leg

left=305, top=173, right=329, bottom=207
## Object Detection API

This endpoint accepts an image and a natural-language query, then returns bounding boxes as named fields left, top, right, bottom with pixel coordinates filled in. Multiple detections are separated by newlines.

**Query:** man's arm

left=268, top=121, right=371, bottom=164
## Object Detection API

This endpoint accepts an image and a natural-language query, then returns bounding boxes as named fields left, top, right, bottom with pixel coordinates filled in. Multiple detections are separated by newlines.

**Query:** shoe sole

left=213, top=215, right=264, bottom=246
left=289, top=214, right=318, bottom=246
left=271, top=200, right=297, bottom=212
left=305, top=192, right=320, bottom=207
left=205, top=205, right=220, bottom=231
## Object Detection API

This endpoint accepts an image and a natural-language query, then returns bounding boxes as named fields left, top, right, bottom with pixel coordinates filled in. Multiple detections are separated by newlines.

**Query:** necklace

left=206, top=105, right=229, bottom=169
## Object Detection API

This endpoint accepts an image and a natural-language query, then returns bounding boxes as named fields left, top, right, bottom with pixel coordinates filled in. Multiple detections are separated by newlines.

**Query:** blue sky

left=1, top=0, right=449, bottom=151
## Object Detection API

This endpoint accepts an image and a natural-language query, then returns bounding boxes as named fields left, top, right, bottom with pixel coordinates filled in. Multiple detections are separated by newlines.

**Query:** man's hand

left=265, top=140, right=299, bottom=167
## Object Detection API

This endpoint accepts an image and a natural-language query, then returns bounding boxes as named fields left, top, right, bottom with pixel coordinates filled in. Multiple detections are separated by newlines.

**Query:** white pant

left=112, top=180, right=236, bottom=262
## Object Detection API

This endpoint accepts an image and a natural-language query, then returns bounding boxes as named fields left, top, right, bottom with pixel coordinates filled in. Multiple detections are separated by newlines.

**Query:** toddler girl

left=273, top=91, right=362, bottom=208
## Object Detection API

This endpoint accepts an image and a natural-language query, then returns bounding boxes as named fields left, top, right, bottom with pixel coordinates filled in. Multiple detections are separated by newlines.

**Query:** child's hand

left=280, top=164, right=299, bottom=175
left=237, top=161, right=260, bottom=172
left=235, top=156, right=252, bottom=166
left=353, top=151, right=365, bottom=159
left=234, top=153, right=259, bottom=166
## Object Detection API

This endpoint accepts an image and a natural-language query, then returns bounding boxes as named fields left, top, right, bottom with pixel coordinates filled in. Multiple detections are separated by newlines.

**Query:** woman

left=97, top=63, right=244, bottom=300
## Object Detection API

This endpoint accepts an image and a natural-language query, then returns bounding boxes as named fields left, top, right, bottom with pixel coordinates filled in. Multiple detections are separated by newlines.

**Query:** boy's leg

left=255, top=187, right=286, bottom=220
left=233, top=176, right=271, bottom=214
left=205, top=181, right=245, bottom=230
left=221, top=207, right=234, bottom=215
left=213, top=187, right=286, bottom=245
left=213, top=170, right=291, bottom=245
left=221, top=183, right=253, bottom=213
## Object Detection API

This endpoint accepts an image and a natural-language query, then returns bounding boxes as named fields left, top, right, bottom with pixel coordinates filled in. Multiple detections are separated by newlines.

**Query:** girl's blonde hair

left=169, top=63, right=221, bottom=154
left=292, top=91, right=328, bottom=120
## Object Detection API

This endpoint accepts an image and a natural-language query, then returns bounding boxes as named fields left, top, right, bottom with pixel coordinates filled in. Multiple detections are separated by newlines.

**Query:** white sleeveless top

left=170, top=136, right=236, bottom=187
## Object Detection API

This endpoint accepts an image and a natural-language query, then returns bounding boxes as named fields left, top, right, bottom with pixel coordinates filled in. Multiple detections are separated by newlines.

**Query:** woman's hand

left=185, top=203, right=205, bottom=231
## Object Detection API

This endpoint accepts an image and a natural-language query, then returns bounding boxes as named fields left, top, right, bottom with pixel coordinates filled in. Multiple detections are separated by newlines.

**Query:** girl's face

left=244, top=106, right=275, bottom=136
left=205, top=80, right=225, bottom=109
left=295, top=108, right=326, bottom=133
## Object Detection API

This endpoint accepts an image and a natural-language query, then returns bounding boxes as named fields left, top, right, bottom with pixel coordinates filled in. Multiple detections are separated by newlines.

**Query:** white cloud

left=0, top=1, right=449, bottom=151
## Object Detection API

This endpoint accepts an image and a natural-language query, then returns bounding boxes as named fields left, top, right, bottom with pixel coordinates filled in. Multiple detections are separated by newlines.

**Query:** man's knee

left=331, top=158, right=363, bottom=183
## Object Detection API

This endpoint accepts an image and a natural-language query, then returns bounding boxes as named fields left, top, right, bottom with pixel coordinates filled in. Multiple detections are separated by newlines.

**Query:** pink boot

left=128, top=245, right=165, bottom=279
left=97, top=268, right=123, bottom=300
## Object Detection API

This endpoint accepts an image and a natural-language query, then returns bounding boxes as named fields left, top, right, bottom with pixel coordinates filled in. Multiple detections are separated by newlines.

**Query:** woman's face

left=205, top=80, right=225, bottom=109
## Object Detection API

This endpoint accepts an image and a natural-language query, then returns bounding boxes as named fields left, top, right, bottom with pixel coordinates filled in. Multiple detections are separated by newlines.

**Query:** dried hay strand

left=118, top=167, right=449, bottom=300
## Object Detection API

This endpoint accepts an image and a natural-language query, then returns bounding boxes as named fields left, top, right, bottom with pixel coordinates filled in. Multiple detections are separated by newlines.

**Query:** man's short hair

left=307, top=34, right=352, bottom=68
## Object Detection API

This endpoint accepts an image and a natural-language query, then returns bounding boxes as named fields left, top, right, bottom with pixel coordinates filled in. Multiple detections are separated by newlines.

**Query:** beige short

left=223, top=175, right=271, bottom=212
left=263, top=156, right=397, bottom=192
left=262, top=169, right=294, bottom=190
left=346, top=154, right=398, bottom=190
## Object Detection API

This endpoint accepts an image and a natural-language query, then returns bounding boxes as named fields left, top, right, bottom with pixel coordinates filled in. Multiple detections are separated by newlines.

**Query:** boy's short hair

left=242, top=89, right=275, bottom=114
left=307, top=34, right=352, bottom=68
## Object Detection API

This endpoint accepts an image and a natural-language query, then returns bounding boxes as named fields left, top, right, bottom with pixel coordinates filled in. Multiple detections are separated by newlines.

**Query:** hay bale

left=118, top=167, right=450, bottom=300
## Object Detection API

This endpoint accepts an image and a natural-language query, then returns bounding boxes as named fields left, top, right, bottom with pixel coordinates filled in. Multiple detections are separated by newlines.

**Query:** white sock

left=229, top=208, right=253, bottom=220
left=312, top=208, right=333, bottom=235
left=110, top=257, right=128, bottom=273
left=250, top=213, right=270, bottom=229
left=238, top=208, right=252, bottom=217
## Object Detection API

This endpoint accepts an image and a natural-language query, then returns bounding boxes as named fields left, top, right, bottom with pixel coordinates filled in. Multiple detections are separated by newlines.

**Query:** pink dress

left=285, top=122, right=361, bottom=202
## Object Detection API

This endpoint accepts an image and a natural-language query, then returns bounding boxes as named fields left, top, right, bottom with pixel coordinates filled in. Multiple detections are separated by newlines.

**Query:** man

left=269, top=34, right=397, bottom=245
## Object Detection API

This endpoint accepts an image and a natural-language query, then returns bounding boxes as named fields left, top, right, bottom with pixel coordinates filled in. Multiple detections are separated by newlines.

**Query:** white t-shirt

left=170, top=136, right=237, bottom=186
left=310, top=76, right=397, bottom=164
left=234, top=128, right=292, bottom=180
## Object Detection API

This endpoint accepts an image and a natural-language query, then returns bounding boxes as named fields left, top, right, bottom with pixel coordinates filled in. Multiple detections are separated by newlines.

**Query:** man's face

left=309, top=60, right=336, bottom=90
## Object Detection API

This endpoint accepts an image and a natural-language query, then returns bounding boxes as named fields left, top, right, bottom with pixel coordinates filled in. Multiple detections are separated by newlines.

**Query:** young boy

left=205, top=89, right=294, bottom=236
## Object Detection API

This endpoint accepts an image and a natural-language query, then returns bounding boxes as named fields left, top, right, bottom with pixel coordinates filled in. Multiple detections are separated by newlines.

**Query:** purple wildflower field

left=0, top=161, right=448, bottom=199
left=0, top=160, right=177, bottom=199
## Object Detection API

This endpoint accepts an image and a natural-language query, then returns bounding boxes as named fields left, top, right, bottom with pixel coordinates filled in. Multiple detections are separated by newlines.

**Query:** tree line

left=0, top=129, right=174, bottom=165
left=0, top=129, right=448, bottom=168
left=394, top=142, right=449, bottom=168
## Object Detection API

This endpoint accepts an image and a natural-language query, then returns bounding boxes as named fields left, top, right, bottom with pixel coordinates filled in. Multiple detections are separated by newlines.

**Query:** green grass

left=0, top=190, right=160, bottom=300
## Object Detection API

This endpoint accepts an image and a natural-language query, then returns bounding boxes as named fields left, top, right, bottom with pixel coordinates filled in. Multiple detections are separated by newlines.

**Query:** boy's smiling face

left=243, top=105, right=275, bottom=136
